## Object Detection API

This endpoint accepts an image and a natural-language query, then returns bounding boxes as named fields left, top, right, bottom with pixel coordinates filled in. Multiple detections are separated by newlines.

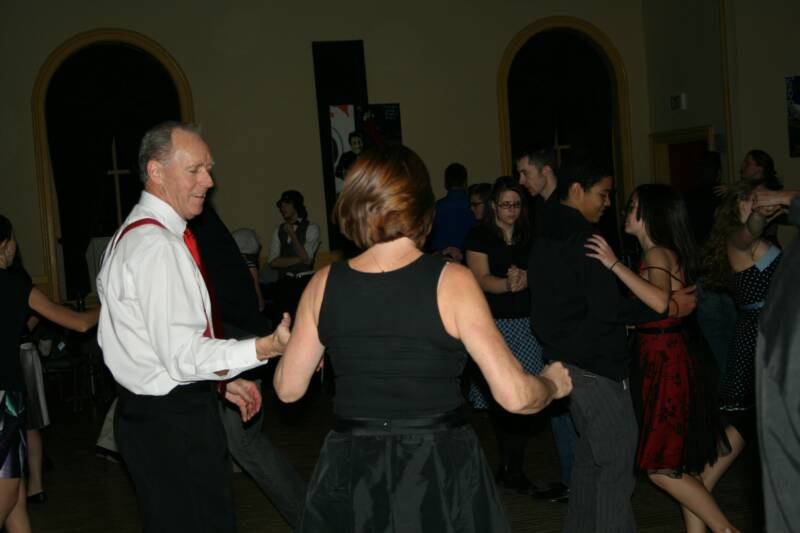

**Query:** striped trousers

left=564, top=365, right=638, bottom=533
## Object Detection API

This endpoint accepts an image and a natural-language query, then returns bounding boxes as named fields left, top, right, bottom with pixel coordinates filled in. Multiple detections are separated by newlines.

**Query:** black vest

left=278, top=219, right=310, bottom=276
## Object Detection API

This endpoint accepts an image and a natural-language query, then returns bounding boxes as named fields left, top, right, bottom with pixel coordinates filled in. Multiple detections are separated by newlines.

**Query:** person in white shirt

left=96, top=122, right=290, bottom=533
left=265, top=190, right=321, bottom=318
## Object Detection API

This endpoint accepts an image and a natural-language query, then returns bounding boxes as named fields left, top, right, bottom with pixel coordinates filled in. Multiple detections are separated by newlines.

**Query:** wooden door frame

left=649, top=126, right=714, bottom=184
left=31, top=28, right=194, bottom=300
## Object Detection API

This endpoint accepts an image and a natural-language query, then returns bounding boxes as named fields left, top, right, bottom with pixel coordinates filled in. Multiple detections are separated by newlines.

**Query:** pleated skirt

left=299, top=424, right=511, bottom=533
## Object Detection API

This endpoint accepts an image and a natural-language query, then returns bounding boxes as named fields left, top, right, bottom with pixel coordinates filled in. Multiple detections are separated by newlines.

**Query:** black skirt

left=0, top=390, right=26, bottom=479
left=300, top=420, right=511, bottom=533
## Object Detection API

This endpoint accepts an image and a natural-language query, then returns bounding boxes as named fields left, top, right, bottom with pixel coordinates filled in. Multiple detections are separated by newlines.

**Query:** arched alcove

left=497, top=17, right=634, bottom=209
left=32, top=29, right=194, bottom=300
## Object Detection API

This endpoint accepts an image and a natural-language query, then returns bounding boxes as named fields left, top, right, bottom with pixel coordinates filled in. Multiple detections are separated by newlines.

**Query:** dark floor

left=29, top=379, right=763, bottom=532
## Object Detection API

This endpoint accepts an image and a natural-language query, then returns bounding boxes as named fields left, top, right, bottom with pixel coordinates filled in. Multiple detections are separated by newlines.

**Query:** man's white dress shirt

left=97, top=192, right=264, bottom=395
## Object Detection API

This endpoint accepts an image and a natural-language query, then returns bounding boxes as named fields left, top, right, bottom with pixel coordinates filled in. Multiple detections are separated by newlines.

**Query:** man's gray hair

left=138, top=121, right=202, bottom=183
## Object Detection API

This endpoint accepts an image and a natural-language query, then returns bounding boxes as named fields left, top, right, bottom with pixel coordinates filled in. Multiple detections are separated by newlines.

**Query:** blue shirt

left=429, top=189, right=476, bottom=252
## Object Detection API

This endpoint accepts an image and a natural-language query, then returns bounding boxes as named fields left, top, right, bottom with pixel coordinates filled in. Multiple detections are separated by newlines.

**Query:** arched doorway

left=32, top=29, right=194, bottom=301
left=497, top=17, right=634, bottom=246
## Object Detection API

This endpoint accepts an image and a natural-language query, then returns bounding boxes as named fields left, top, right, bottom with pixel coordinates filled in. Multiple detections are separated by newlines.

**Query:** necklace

left=369, top=248, right=386, bottom=272
left=368, top=245, right=417, bottom=272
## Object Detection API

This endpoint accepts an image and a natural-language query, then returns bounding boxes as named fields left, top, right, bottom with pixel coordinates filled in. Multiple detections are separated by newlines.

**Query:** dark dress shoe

left=27, top=492, right=47, bottom=504
left=531, top=482, right=569, bottom=503
left=95, top=446, right=122, bottom=464
left=495, top=466, right=532, bottom=493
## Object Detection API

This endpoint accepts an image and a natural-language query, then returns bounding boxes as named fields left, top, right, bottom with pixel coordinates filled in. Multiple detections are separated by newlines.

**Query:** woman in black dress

left=273, top=145, right=572, bottom=532
left=0, top=215, right=99, bottom=531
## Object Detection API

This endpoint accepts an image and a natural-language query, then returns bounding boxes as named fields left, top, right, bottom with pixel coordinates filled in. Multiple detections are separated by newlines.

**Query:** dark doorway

left=507, top=29, right=622, bottom=248
left=46, top=43, right=181, bottom=300
left=668, top=140, right=708, bottom=194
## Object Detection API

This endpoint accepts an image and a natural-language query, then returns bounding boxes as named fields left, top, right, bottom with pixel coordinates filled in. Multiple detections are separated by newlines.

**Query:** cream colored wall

left=727, top=0, right=799, bottom=187
left=726, top=0, right=799, bottom=242
left=640, top=0, right=797, bottom=242
left=0, top=1, right=652, bottom=281
left=642, top=0, right=726, bottom=155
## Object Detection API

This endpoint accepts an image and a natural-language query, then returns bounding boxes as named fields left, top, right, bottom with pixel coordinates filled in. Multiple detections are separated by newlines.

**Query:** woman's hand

left=754, top=189, right=799, bottom=209
left=540, top=362, right=572, bottom=399
left=584, top=234, right=619, bottom=271
left=753, top=202, right=783, bottom=222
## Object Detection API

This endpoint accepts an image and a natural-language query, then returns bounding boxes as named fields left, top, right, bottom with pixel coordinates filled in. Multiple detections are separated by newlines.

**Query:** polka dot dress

left=469, top=317, right=544, bottom=409
left=720, top=246, right=782, bottom=411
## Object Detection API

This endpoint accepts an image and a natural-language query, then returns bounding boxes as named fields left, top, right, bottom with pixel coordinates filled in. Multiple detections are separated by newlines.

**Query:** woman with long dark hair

left=585, top=184, right=738, bottom=533
left=0, top=215, right=99, bottom=532
left=464, top=176, right=544, bottom=490
left=272, top=146, right=571, bottom=532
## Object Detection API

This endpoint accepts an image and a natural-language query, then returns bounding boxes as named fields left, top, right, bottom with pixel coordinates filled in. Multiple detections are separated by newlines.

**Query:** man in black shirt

left=528, top=162, right=696, bottom=532
left=516, top=146, right=559, bottom=237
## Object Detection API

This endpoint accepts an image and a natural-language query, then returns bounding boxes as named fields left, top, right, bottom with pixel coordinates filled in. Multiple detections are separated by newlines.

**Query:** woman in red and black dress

left=585, top=185, right=738, bottom=533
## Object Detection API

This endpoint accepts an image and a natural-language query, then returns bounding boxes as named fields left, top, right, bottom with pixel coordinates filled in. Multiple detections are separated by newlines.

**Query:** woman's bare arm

left=585, top=236, right=674, bottom=314
left=28, top=287, right=99, bottom=332
left=438, top=263, right=571, bottom=414
left=272, top=267, right=328, bottom=402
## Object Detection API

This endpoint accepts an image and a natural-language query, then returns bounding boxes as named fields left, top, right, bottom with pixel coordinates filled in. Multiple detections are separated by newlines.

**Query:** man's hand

left=540, top=362, right=572, bottom=399
left=282, top=222, right=297, bottom=236
left=224, top=379, right=262, bottom=422
left=713, top=184, right=729, bottom=197
left=670, top=285, right=697, bottom=318
left=256, top=313, right=291, bottom=361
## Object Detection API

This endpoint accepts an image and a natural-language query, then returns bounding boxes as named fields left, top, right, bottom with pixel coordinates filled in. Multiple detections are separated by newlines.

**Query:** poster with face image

left=328, top=104, right=402, bottom=249
left=329, top=104, right=402, bottom=195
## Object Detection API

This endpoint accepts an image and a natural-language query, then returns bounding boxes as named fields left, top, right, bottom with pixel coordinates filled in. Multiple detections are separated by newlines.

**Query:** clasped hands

left=506, top=265, right=527, bottom=292
left=256, top=312, right=292, bottom=361
left=751, top=190, right=792, bottom=221
left=223, top=313, right=292, bottom=422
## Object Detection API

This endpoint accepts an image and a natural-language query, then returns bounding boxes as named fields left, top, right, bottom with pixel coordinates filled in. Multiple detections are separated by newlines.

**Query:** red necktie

left=183, top=227, right=225, bottom=339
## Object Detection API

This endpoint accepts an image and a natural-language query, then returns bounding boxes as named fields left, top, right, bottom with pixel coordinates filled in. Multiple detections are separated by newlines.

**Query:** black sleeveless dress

left=299, top=254, right=511, bottom=532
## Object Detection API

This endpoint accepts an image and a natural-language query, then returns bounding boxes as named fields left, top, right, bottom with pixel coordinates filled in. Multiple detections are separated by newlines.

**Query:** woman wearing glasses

left=465, top=176, right=542, bottom=491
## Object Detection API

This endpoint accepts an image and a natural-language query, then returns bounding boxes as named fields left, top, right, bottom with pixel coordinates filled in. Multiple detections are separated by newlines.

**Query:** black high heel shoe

left=27, top=492, right=47, bottom=504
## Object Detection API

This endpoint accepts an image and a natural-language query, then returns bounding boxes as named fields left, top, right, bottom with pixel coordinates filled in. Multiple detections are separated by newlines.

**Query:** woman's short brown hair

left=335, top=144, right=434, bottom=249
